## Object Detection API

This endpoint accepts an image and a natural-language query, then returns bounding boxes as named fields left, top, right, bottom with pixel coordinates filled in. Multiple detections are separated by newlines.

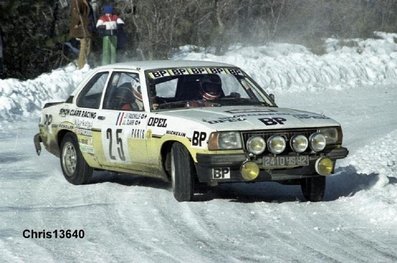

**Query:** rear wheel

left=300, top=176, right=326, bottom=202
left=170, top=142, right=195, bottom=201
left=60, top=133, right=93, bottom=185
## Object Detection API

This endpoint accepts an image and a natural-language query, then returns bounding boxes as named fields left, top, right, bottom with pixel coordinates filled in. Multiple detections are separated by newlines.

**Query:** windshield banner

left=148, top=67, right=245, bottom=79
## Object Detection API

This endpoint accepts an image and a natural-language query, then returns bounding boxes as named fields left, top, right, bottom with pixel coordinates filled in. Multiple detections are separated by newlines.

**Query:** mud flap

left=34, top=133, right=42, bottom=155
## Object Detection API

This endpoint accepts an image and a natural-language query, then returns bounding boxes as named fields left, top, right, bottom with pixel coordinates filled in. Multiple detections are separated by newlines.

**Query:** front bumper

left=195, top=147, right=349, bottom=184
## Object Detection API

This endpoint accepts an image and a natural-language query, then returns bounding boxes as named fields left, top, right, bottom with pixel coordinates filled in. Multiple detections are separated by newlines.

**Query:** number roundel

left=106, top=128, right=125, bottom=161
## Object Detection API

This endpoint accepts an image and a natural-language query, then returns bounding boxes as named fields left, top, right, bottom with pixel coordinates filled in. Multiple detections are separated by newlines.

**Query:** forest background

left=1, top=0, right=397, bottom=79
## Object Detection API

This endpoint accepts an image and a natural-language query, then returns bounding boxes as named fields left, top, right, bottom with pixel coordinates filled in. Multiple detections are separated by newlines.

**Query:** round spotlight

left=315, top=157, right=334, bottom=176
left=309, top=133, right=326, bottom=152
left=290, top=135, right=309, bottom=153
left=267, top=135, right=286, bottom=154
left=246, top=136, right=266, bottom=155
left=241, top=161, right=260, bottom=181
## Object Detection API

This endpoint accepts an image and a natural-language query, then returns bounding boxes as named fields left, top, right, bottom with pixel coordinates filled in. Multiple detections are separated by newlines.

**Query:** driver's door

left=93, top=71, right=149, bottom=172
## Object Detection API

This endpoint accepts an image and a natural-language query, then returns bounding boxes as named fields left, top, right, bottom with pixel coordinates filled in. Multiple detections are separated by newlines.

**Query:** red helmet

left=200, top=75, right=222, bottom=101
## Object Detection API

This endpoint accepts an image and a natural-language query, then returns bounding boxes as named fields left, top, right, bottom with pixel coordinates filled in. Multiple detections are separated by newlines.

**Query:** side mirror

left=269, top=93, right=275, bottom=103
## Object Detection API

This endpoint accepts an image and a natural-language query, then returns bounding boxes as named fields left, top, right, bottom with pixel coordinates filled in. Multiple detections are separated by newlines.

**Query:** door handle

left=98, top=116, right=106, bottom=120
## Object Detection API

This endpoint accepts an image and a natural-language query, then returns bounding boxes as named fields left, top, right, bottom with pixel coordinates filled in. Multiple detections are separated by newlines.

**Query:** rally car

left=34, top=60, right=348, bottom=202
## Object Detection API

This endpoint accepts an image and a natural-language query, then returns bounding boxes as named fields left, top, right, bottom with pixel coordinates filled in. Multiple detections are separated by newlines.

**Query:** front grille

left=242, top=128, right=318, bottom=155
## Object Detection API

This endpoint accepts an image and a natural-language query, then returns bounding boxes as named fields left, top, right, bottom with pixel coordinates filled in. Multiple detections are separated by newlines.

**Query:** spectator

left=96, top=5, right=124, bottom=65
left=69, top=0, right=94, bottom=69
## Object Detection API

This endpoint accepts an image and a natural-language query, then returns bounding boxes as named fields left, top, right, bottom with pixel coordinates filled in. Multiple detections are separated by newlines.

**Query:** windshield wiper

left=156, top=100, right=187, bottom=109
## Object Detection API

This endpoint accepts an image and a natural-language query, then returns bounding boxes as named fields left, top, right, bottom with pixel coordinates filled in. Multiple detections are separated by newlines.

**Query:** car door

left=70, top=70, right=110, bottom=168
left=92, top=70, right=149, bottom=172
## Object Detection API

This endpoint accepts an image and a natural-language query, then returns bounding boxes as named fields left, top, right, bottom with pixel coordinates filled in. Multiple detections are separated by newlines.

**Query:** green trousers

left=102, top=36, right=117, bottom=65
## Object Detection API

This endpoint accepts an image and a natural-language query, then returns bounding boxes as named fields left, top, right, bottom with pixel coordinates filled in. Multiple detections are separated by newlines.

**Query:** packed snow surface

left=0, top=33, right=397, bottom=262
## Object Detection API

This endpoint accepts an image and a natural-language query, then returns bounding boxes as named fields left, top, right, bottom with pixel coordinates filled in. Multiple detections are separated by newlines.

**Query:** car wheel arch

left=160, top=140, right=196, bottom=181
left=57, top=129, right=74, bottom=149
left=160, top=140, right=177, bottom=181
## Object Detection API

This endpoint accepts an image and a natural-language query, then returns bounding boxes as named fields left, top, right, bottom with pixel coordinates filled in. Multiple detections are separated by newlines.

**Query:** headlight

left=267, top=135, right=286, bottom=154
left=318, top=127, right=339, bottom=144
left=208, top=132, right=242, bottom=150
left=309, top=133, right=326, bottom=152
left=290, top=135, right=308, bottom=153
left=246, top=136, right=266, bottom=155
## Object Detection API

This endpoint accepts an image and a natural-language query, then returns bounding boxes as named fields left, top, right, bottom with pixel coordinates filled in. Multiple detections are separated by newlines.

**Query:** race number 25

left=106, top=128, right=125, bottom=161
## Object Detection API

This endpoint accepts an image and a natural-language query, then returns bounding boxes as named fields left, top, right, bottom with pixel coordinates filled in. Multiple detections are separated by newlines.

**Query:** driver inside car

left=200, top=74, right=223, bottom=101
left=186, top=74, right=223, bottom=107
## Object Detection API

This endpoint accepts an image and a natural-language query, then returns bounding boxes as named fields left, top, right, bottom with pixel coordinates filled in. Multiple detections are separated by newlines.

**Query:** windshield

left=145, top=67, right=276, bottom=110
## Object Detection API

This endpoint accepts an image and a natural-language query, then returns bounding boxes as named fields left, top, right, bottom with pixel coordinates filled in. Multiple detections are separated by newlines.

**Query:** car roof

left=96, top=60, right=236, bottom=71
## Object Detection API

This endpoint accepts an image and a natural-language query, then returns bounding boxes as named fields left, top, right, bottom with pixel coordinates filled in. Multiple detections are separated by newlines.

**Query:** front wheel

left=60, top=133, right=93, bottom=185
left=300, top=176, right=326, bottom=202
left=170, top=143, right=195, bottom=201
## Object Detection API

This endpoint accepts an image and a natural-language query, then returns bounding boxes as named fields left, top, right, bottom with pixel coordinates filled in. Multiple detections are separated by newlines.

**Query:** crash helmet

left=200, top=74, right=222, bottom=101
left=132, top=81, right=142, bottom=102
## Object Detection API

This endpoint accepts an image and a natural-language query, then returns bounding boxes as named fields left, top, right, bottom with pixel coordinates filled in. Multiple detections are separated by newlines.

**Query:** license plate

left=263, top=155, right=309, bottom=168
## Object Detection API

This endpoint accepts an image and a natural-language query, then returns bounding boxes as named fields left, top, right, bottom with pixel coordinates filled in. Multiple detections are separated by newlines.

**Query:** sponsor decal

left=293, top=114, right=330, bottom=120
left=59, top=108, right=68, bottom=117
left=74, top=119, right=93, bottom=136
left=79, top=136, right=94, bottom=154
left=212, top=167, right=231, bottom=179
left=259, top=117, right=287, bottom=125
left=58, top=122, right=74, bottom=130
left=225, top=109, right=278, bottom=118
left=192, top=131, right=207, bottom=146
left=147, top=117, right=167, bottom=127
left=75, top=119, right=93, bottom=129
left=79, top=138, right=92, bottom=145
left=76, top=128, right=92, bottom=136
left=225, top=109, right=277, bottom=114
left=131, top=129, right=145, bottom=139
left=59, top=108, right=96, bottom=119
left=224, top=109, right=331, bottom=120
left=148, top=67, right=245, bottom=79
left=166, top=130, right=186, bottom=137
left=116, top=112, right=147, bottom=126
left=202, top=116, right=246, bottom=124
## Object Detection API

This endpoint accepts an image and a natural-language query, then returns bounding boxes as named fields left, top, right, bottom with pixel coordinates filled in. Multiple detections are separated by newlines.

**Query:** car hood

left=159, top=105, right=340, bottom=131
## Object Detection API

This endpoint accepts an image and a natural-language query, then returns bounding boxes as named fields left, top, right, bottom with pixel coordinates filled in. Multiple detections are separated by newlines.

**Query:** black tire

left=300, top=176, right=326, bottom=202
left=170, top=142, right=195, bottom=201
left=60, top=133, right=93, bottom=185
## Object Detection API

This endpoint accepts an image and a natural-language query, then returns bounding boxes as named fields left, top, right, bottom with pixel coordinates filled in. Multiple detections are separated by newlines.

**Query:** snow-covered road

left=1, top=82, right=396, bottom=262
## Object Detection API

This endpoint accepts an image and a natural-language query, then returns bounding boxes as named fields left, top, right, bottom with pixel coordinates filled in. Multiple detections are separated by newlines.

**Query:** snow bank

left=336, top=129, right=397, bottom=226
left=1, top=32, right=397, bottom=123
left=174, top=32, right=397, bottom=93
left=0, top=64, right=90, bottom=124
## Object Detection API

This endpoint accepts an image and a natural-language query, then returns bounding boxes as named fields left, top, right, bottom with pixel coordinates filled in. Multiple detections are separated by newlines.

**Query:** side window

left=77, top=72, right=109, bottom=109
left=103, top=72, right=143, bottom=111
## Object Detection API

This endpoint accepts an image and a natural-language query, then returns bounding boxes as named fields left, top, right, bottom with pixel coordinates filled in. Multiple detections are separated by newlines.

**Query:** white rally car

left=34, top=60, right=348, bottom=202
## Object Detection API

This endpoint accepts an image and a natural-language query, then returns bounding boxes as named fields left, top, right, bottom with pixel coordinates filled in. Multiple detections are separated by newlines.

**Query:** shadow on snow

left=86, top=165, right=396, bottom=203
